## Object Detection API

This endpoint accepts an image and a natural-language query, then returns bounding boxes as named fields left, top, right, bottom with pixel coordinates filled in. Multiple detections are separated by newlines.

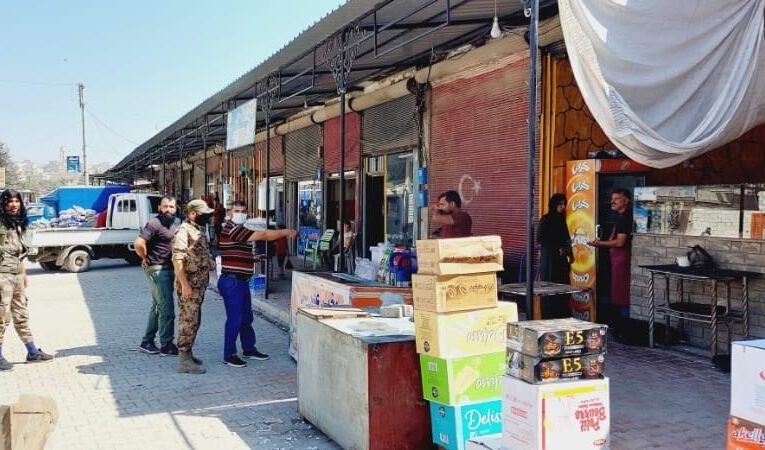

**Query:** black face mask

left=195, top=214, right=211, bottom=227
left=157, top=212, right=176, bottom=228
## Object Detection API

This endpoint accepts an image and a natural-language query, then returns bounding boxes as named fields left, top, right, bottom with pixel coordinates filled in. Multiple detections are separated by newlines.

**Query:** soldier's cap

left=186, top=199, right=214, bottom=215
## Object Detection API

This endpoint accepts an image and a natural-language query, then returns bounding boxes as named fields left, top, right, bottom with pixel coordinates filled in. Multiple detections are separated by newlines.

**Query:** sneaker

left=224, top=355, right=247, bottom=368
left=26, top=349, right=54, bottom=362
left=0, top=357, right=12, bottom=371
left=242, top=349, right=270, bottom=361
left=139, top=342, right=160, bottom=355
left=159, top=343, right=179, bottom=357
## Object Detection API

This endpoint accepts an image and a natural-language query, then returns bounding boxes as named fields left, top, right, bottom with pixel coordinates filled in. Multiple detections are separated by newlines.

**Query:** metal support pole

left=325, top=23, right=363, bottom=273
left=265, top=116, right=271, bottom=298
left=258, top=71, right=280, bottom=299
left=78, top=83, right=89, bottom=185
left=525, top=0, right=540, bottom=315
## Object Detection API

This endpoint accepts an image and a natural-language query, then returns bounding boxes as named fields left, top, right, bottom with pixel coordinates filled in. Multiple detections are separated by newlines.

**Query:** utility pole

left=78, top=83, right=89, bottom=185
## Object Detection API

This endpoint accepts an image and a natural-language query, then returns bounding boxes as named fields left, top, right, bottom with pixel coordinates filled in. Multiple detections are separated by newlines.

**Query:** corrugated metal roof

left=109, top=0, right=557, bottom=176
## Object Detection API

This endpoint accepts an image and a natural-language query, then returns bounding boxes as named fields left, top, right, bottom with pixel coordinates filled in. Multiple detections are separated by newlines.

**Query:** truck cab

left=26, top=192, right=164, bottom=272
left=107, top=193, right=161, bottom=229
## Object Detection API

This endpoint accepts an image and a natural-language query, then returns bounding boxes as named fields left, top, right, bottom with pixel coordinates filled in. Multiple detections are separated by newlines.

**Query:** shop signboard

left=226, top=98, right=257, bottom=150
left=66, top=156, right=80, bottom=173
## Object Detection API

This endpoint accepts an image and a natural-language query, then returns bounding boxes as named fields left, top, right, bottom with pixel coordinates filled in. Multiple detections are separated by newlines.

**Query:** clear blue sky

left=0, top=1, right=346, bottom=166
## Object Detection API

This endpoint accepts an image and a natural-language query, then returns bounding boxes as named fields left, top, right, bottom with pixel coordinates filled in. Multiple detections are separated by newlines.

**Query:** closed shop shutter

left=255, top=135, right=284, bottom=175
left=429, top=56, right=534, bottom=269
left=362, top=94, right=419, bottom=156
left=285, top=124, right=322, bottom=181
left=324, top=112, right=361, bottom=172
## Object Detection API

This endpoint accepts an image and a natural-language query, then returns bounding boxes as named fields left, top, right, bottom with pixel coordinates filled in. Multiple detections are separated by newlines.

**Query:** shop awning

left=559, top=0, right=765, bottom=169
left=106, top=0, right=558, bottom=179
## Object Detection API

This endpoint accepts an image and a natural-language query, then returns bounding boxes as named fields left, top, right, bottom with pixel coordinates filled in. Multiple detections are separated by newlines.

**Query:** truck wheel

left=65, top=250, right=91, bottom=273
left=39, top=261, right=59, bottom=271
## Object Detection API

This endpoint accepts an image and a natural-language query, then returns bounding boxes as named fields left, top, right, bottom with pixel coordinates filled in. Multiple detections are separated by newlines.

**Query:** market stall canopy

left=559, top=0, right=765, bottom=169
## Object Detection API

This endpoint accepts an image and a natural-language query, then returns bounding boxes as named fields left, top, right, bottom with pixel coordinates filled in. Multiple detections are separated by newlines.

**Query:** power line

left=85, top=108, right=139, bottom=145
left=0, top=79, right=74, bottom=87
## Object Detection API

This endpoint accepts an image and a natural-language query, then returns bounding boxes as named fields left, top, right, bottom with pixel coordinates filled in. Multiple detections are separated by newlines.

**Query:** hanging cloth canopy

left=559, top=0, right=765, bottom=168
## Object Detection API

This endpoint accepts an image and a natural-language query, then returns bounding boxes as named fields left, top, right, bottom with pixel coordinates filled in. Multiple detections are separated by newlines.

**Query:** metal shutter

left=255, top=135, right=284, bottom=175
left=324, top=112, right=361, bottom=172
left=429, top=56, right=536, bottom=269
left=362, top=94, right=419, bottom=156
left=285, top=125, right=321, bottom=181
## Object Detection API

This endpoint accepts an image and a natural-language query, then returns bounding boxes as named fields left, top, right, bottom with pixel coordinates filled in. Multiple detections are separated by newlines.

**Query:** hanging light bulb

left=490, top=0, right=502, bottom=39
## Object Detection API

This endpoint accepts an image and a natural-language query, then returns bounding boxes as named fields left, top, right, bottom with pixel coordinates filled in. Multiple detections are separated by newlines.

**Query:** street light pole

left=525, top=0, right=540, bottom=318
left=78, top=83, right=89, bottom=185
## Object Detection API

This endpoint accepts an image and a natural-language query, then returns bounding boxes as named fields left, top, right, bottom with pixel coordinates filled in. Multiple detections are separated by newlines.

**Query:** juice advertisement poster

left=566, top=160, right=597, bottom=322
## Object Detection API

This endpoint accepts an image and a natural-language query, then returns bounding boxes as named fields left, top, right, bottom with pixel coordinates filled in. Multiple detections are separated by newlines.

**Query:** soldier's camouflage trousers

left=0, top=273, right=34, bottom=345
left=177, top=289, right=205, bottom=352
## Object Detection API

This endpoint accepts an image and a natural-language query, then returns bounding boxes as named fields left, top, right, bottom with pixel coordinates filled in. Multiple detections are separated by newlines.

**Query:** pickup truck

left=25, top=192, right=163, bottom=272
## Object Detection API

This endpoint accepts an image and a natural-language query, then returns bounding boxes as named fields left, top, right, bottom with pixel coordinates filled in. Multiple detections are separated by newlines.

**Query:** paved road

left=0, top=260, right=339, bottom=450
left=1, top=260, right=731, bottom=449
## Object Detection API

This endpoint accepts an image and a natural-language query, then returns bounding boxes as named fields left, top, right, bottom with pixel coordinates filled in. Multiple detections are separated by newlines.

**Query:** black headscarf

left=538, top=193, right=569, bottom=248
left=0, top=189, right=28, bottom=232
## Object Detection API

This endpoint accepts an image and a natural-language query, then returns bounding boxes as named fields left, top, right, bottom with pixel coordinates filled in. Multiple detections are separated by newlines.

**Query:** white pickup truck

left=25, top=192, right=163, bottom=272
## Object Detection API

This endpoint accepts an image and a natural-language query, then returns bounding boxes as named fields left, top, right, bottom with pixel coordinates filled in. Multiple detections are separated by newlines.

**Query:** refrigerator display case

left=565, top=159, right=648, bottom=322
left=288, top=271, right=413, bottom=359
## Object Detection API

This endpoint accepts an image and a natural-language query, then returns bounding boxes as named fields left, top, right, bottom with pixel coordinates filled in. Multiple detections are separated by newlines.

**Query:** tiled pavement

left=1, top=259, right=733, bottom=449
left=0, top=260, right=339, bottom=450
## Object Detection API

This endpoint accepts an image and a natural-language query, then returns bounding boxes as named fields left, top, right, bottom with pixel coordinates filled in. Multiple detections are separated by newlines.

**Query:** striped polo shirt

left=219, top=220, right=263, bottom=275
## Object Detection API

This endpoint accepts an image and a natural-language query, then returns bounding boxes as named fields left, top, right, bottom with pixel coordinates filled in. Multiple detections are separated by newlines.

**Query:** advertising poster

left=222, top=183, right=233, bottom=209
left=66, top=156, right=81, bottom=173
left=566, top=160, right=597, bottom=322
left=226, top=98, right=258, bottom=150
left=288, top=271, right=350, bottom=359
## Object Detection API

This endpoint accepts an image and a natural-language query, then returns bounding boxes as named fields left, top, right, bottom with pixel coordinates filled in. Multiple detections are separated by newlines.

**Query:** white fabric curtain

left=559, top=0, right=765, bottom=168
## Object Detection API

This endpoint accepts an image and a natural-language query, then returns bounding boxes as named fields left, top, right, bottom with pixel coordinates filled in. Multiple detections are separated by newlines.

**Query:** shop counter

left=296, top=308, right=433, bottom=450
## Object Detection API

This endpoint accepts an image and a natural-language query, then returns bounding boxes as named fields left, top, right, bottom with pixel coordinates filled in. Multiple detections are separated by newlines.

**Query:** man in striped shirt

left=218, top=200, right=297, bottom=368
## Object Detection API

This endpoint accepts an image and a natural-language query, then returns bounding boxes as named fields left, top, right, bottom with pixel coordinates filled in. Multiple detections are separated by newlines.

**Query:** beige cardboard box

left=415, top=302, right=518, bottom=358
left=412, top=273, right=498, bottom=313
left=416, top=236, right=504, bottom=275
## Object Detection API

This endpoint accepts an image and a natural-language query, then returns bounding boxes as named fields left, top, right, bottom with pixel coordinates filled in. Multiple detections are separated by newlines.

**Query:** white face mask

left=231, top=212, right=248, bottom=225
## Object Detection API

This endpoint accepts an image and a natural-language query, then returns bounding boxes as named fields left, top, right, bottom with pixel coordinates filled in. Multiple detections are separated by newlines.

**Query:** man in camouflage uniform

left=172, top=199, right=215, bottom=374
left=0, top=189, right=54, bottom=371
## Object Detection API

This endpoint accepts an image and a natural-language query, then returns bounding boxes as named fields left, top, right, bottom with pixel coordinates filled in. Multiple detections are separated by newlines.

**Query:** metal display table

left=498, top=281, right=591, bottom=320
left=639, top=264, right=761, bottom=355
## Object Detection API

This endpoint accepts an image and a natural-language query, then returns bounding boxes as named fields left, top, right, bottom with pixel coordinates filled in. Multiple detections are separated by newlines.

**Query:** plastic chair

left=304, top=229, right=335, bottom=270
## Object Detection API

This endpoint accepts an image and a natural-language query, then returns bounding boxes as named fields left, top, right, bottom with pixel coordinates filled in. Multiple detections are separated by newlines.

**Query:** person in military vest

left=172, top=199, right=215, bottom=374
left=0, top=189, right=54, bottom=371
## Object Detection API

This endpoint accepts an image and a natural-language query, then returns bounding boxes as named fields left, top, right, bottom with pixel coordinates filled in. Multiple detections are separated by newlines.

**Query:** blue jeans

left=142, top=267, right=176, bottom=346
left=217, top=274, right=256, bottom=359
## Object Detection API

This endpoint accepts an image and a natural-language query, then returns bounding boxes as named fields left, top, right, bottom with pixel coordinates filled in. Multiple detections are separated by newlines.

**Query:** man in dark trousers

left=134, top=195, right=180, bottom=357
left=588, top=188, right=633, bottom=319
left=429, top=190, right=472, bottom=238
left=217, top=201, right=297, bottom=368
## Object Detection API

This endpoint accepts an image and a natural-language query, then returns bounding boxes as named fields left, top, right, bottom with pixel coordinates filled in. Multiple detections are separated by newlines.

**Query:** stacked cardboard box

left=413, top=236, right=517, bottom=450
left=728, top=340, right=765, bottom=449
left=502, top=318, right=611, bottom=449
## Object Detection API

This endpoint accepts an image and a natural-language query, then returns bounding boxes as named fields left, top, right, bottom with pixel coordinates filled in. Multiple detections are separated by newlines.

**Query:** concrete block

left=731, top=241, right=763, bottom=254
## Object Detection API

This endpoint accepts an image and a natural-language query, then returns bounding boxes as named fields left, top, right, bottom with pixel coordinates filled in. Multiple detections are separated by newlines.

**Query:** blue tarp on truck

left=39, top=185, right=131, bottom=214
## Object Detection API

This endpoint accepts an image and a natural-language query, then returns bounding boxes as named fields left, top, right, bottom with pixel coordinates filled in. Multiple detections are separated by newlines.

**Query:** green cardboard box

left=420, top=352, right=505, bottom=405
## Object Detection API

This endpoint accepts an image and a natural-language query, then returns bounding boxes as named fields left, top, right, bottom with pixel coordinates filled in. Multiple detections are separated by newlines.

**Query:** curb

left=252, top=295, right=291, bottom=330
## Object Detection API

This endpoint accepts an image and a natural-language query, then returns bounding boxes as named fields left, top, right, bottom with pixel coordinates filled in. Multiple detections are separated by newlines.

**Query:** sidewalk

left=251, top=264, right=732, bottom=449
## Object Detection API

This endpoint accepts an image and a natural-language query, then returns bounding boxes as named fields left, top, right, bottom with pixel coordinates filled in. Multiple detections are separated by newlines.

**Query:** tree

left=0, top=141, right=21, bottom=188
